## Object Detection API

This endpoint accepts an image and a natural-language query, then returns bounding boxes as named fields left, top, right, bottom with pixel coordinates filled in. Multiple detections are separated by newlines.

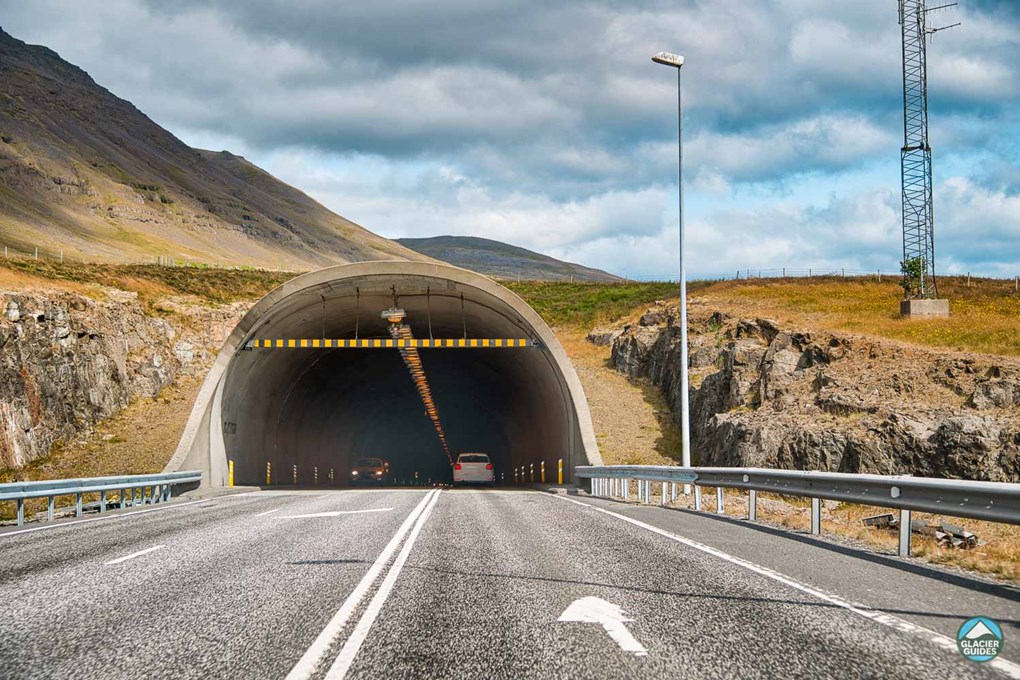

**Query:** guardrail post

left=541, top=461, right=546, bottom=484
left=130, top=487, right=136, bottom=507
left=671, top=482, right=677, bottom=502
left=810, top=498, right=821, bottom=535
left=748, top=490, right=757, bottom=521
left=642, top=480, right=649, bottom=505
left=557, top=459, right=563, bottom=485
left=661, top=482, right=667, bottom=505
left=76, top=492, right=83, bottom=517
left=694, top=485, right=702, bottom=511
left=899, top=509, right=912, bottom=557
left=622, top=479, right=629, bottom=501
left=100, top=490, right=107, bottom=513
left=716, top=487, right=725, bottom=515
left=17, top=498, right=24, bottom=526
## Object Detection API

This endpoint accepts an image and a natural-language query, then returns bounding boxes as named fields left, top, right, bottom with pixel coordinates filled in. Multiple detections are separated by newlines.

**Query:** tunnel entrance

left=166, top=262, right=602, bottom=487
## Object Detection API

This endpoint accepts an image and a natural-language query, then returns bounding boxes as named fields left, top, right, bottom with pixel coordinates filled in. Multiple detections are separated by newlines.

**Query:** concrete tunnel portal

left=167, top=261, right=602, bottom=487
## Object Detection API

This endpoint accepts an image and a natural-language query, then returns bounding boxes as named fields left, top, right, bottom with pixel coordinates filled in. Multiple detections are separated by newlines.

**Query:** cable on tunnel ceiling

left=461, top=293, right=466, bottom=339
left=320, top=295, right=326, bottom=342
left=381, top=306, right=454, bottom=467
left=354, top=288, right=360, bottom=340
left=427, top=287, right=434, bottom=340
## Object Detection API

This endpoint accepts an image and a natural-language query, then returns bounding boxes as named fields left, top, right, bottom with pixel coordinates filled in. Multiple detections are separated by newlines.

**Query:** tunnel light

left=380, top=307, right=406, bottom=323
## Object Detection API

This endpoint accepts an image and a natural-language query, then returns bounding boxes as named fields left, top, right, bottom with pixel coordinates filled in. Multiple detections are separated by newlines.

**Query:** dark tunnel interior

left=217, top=274, right=582, bottom=486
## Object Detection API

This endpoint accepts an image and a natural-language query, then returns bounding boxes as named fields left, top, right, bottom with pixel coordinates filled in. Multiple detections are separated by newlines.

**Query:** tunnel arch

left=166, top=261, right=602, bottom=487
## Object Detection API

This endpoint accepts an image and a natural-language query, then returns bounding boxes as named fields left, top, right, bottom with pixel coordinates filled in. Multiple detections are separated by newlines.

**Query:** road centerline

left=324, top=489, right=443, bottom=680
left=284, top=490, right=437, bottom=680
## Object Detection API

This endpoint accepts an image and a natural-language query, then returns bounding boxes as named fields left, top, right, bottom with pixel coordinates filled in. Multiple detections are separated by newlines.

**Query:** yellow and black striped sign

left=247, top=338, right=536, bottom=349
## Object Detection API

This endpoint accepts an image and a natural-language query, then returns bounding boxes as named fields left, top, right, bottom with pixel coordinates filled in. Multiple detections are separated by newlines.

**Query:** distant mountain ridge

left=396, top=235, right=622, bottom=282
left=0, top=28, right=424, bottom=269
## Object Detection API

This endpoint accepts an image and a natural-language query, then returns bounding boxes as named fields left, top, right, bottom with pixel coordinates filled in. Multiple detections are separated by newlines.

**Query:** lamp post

left=652, top=51, right=691, bottom=492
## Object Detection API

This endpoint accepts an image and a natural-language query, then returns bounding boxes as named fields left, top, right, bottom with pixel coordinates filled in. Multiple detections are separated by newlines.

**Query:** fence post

left=34, top=247, right=38, bottom=260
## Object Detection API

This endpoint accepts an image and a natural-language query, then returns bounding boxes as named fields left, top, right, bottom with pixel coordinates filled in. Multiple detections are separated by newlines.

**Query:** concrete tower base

left=900, top=299, right=950, bottom=318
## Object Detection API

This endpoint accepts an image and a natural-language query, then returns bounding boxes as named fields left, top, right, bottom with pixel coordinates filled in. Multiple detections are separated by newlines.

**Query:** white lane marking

left=284, top=491, right=438, bottom=680
left=255, top=508, right=282, bottom=517
left=104, top=544, right=165, bottom=565
left=0, top=499, right=213, bottom=539
left=281, top=508, right=394, bottom=519
left=553, top=494, right=1020, bottom=679
left=325, top=489, right=442, bottom=680
left=559, top=596, right=647, bottom=656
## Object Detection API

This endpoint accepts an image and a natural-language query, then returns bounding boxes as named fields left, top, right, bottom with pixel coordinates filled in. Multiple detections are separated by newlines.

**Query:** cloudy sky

left=3, top=0, right=1018, bottom=279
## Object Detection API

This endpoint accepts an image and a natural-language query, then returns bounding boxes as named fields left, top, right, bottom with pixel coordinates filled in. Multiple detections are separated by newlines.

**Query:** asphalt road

left=0, top=488, right=1017, bottom=679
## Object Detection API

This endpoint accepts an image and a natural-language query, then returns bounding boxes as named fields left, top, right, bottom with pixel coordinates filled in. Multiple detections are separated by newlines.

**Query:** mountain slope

left=396, top=235, right=622, bottom=282
left=0, top=28, right=424, bottom=269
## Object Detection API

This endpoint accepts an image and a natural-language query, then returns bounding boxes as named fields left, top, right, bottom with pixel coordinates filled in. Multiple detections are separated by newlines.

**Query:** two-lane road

left=0, top=488, right=1017, bottom=679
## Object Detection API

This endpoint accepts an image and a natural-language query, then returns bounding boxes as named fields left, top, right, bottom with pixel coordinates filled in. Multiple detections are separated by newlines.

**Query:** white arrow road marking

left=105, top=545, right=165, bottom=565
left=558, top=596, right=648, bottom=656
left=280, top=508, right=393, bottom=519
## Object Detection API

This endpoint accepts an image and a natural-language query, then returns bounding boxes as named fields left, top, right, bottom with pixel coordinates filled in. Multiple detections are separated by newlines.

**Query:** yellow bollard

left=266, top=462, right=271, bottom=486
left=541, top=461, right=546, bottom=483
left=558, top=459, right=563, bottom=485
left=228, top=460, right=234, bottom=487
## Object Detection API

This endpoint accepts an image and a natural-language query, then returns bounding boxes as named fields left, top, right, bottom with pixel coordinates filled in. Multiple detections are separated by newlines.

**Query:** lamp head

left=652, top=52, right=684, bottom=68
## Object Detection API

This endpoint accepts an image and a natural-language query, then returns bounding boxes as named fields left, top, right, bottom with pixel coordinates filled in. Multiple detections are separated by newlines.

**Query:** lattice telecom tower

left=898, top=0, right=958, bottom=299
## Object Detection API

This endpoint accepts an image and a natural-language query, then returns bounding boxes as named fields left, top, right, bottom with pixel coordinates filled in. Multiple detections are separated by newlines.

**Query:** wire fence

left=0, top=243, right=274, bottom=272
left=3, top=243, right=1019, bottom=292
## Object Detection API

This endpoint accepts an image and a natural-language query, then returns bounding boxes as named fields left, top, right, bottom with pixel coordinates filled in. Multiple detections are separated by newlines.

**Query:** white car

left=452, top=453, right=494, bottom=487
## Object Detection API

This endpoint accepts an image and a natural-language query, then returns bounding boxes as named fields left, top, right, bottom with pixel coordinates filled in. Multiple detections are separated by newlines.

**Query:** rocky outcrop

left=0, top=288, right=243, bottom=469
left=606, top=306, right=1020, bottom=482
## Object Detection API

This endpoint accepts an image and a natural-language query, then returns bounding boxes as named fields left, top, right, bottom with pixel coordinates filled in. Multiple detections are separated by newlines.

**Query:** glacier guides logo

left=957, top=617, right=1003, bottom=663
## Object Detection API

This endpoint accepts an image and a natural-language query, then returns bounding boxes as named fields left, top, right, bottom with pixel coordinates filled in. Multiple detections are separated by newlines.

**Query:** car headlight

left=375, top=471, right=382, bottom=476
left=351, top=470, right=359, bottom=476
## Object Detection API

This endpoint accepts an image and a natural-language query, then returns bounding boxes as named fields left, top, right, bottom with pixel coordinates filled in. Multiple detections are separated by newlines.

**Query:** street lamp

left=652, top=51, right=691, bottom=492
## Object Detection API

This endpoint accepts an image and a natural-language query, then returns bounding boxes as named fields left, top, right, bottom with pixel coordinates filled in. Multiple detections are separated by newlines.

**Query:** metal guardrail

left=0, top=470, right=203, bottom=527
left=576, top=465, right=1020, bottom=557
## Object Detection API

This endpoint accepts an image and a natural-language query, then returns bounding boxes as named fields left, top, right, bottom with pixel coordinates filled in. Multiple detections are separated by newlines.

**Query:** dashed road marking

left=105, top=544, right=165, bottom=565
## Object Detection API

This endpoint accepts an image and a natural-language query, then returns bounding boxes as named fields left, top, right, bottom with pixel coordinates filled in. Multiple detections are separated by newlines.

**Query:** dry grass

left=697, top=275, right=1020, bottom=356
